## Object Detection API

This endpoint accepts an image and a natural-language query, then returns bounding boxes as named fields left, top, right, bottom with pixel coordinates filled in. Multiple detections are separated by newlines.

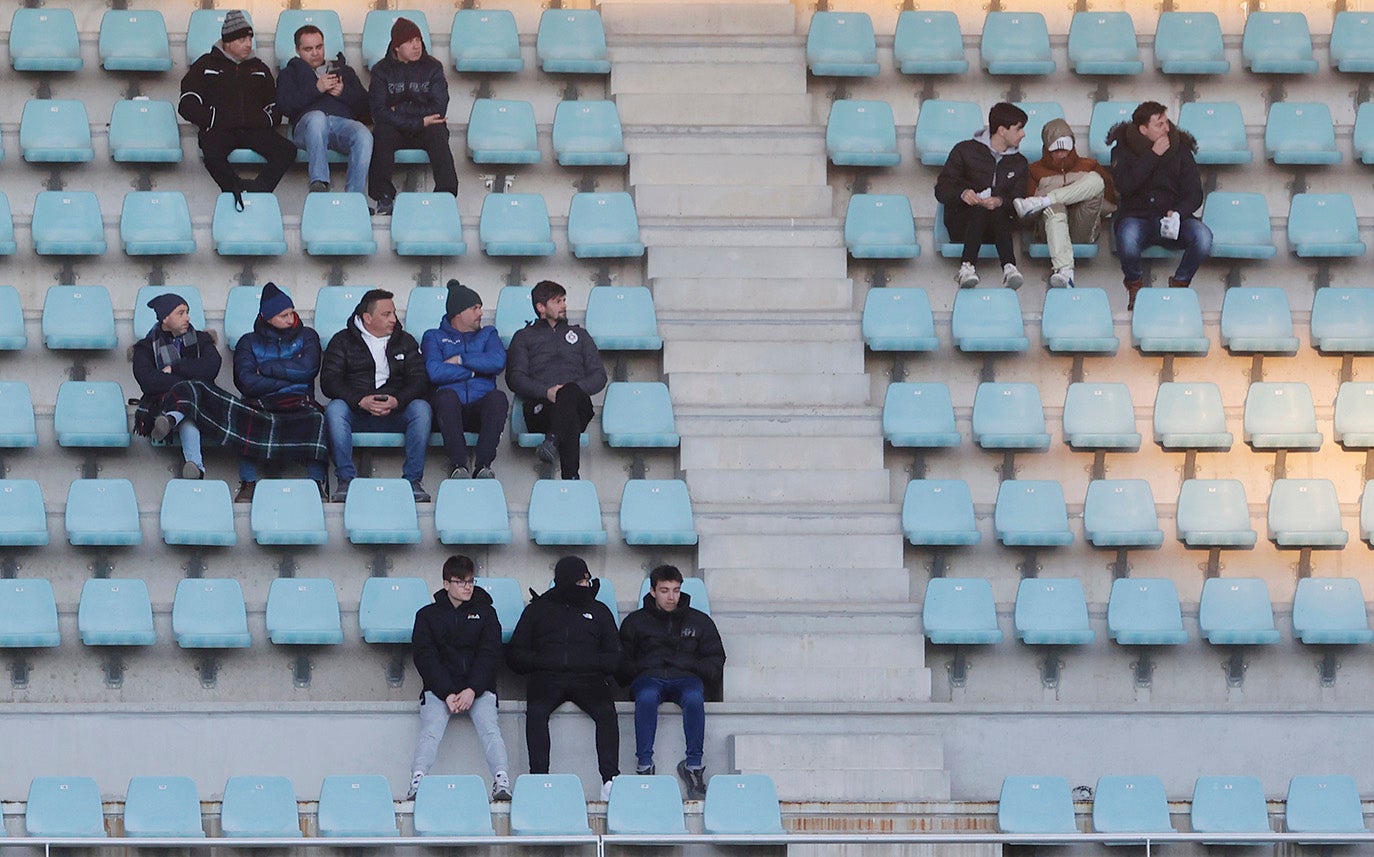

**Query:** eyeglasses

left=445, top=578, right=475, bottom=587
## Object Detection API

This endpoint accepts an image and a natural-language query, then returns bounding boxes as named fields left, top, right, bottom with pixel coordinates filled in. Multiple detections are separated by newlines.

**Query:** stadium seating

left=512, top=399, right=591, bottom=448
left=863, top=288, right=939, bottom=352
left=702, top=775, right=784, bottom=834
left=1285, top=775, right=1366, bottom=834
left=893, top=11, right=968, bottom=74
left=1288, top=194, right=1365, bottom=257
left=1243, top=382, right=1321, bottom=450
left=998, top=776, right=1076, bottom=834
left=99, top=9, right=171, bottom=72
left=951, top=289, right=1029, bottom=352
left=1067, top=12, right=1143, bottom=75
left=552, top=101, right=627, bottom=167
left=362, top=10, right=432, bottom=69
left=0, top=480, right=47, bottom=547
left=390, top=193, right=466, bottom=256
left=1154, top=12, right=1230, bottom=74
left=1176, top=479, right=1257, bottom=547
left=344, top=478, right=421, bottom=544
left=21, top=100, right=92, bottom=162
left=1311, top=288, right=1374, bottom=353
left=1107, top=579, right=1187, bottom=645
left=435, top=479, right=513, bottom=544
left=509, top=774, right=593, bottom=835
left=123, top=776, right=204, bottom=837
left=922, top=578, right=1002, bottom=644
left=1267, top=479, right=1346, bottom=546
left=1087, top=102, right=1134, bottom=163
left=1265, top=103, right=1340, bottom=164
left=980, top=12, right=1055, bottom=75
left=1092, top=775, right=1174, bottom=835
left=315, top=287, right=369, bottom=348
left=1242, top=12, right=1318, bottom=73
left=1178, top=102, right=1252, bottom=165
left=1131, top=289, right=1209, bottom=355
left=1292, top=578, right=1374, bottom=644
left=1062, top=383, right=1141, bottom=451
left=0, top=383, right=38, bottom=448
left=995, top=481, right=1073, bottom=547
left=883, top=383, right=960, bottom=448
left=585, top=287, right=661, bottom=351
left=1331, top=12, right=1374, bottom=72
left=25, top=776, right=106, bottom=837
left=1041, top=288, right=1118, bottom=355
left=160, top=479, right=236, bottom=546
left=317, top=775, right=398, bottom=835
left=1335, top=383, right=1374, bottom=447
left=1355, top=103, right=1374, bottom=164
left=494, top=286, right=536, bottom=347
left=1191, top=776, right=1272, bottom=838
left=172, top=578, right=252, bottom=648
left=121, top=192, right=196, bottom=256
left=224, top=286, right=263, bottom=348
left=265, top=578, right=344, bottom=645
left=359, top=577, right=429, bottom=644
left=0, top=578, right=60, bottom=646
left=602, top=382, right=678, bottom=447
left=467, top=99, right=540, bottom=164
left=806, top=12, right=879, bottom=77
left=78, top=578, right=156, bottom=646
left=0, top=286, right=21, bottom=348
left=528, top=480, right=607, bottom=545
left=413, top=775, right=496, bottom=836
left=606, top=775, right=689, bottom=834
left=567, top=192, right=646, bottom=258
left=10, top=8, right=80, bottom=72
left=33, top=193, right=106, bottom=255
left=1153, top=382, right=1233, bottom=451
left=1219, top=287, right=1298, bottom=354
left=65, top=479, right=141, bottom=545
left=1083, top=480, right=1164, bottom=548
left=213, top=193, right=288, bottom=256
left=221, top=776, right=302, bottom=838
left=826, top=100, right=900, bottom=167
left=973, top=383, right=1050, bottom=451
left=1203, top=193, right=1277, bottom=259
left=479, top=194, right=556, bottom=256
left=844, top=194, right=919, bottom=259
left=1199, top=579, right=1281, bottom=645
left=0, top=195, right=17, bottom=255
left=450, top=9, right=523, bottom=73
left=1014, top=578, right=1094, bottom=645
left=250, top=479, right=328, bottom=546
left=475, top=577, right=524, bottom=643
left=902, top=480, right=980, bottom=546
left=274, top=10, right=345, bottom=70
left=109, top=99, right=182, bottom=163
left=914, top=101, right=981, bottom=167
left=620, top=479, right=697, bottom=545
left=536, top=10, right=610, bottom=74
left=301, top=193, right=377, bottom=256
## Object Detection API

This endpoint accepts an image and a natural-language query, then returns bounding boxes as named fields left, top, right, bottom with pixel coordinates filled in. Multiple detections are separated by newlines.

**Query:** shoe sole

left=151, top=417, right=173, bottom=442
left=1003, top=273, right=1024, bottom=290
left=535, top=443, right=557, bottom=463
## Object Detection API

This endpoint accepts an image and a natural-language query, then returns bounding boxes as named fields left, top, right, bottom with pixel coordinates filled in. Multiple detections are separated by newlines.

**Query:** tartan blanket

left=135, top=381, right=327, bottom=463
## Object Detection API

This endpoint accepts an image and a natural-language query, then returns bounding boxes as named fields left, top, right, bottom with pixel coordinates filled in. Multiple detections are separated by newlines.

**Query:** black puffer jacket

left=320, top=313, right=428, bottom=413
left=618, top=592, right=726, bottom=686
left=178, top=44, right=281, bottom=132
left=507, top=581, right=620, bottom=679
left=934, top=129, right=1029, bottom=212
left=1106, top=120, right=1202, bottom=219
left=412, top=585, right=501, bottom=699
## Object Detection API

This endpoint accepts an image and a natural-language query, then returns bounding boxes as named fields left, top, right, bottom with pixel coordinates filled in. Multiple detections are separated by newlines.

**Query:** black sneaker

left=535, top=438, right=557, bottom=463
left=636, top=765, right=655, bottom=776
left=411, top=480, right=431, bottom=503
left=315, top=480, right=329, bottom=501
left=474, top=466, right=495, bottom=479
left=374, top=198, right=394, bottom=216
left=449, top=465, right=470, bottom=480
left=330, top=478, right=351, bottom=503
left=180, top=461, right=204, bottom=480
left=677, top=760, right=706, bottom=799
left=308, top=180, right=330, bottom=193
left=233, top=481, right=256, bottom=503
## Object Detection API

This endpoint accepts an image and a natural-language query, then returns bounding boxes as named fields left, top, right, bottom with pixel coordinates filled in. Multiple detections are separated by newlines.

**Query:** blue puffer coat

left=233, top=315, right=322, bottom=400
left=421, top=318, right=506, bottom=405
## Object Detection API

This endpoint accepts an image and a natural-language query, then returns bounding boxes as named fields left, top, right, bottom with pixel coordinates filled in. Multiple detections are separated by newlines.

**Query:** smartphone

left=372, top=395, right=387, bottom=402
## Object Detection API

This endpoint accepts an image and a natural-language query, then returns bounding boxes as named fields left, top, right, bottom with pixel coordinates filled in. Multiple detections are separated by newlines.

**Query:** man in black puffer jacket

left=507, top=555, right=621, bottom=798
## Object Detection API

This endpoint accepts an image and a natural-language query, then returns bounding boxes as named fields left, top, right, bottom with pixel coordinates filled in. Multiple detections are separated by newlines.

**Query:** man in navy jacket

left=276, top=24, right=372, bottom=194
left=423, top=281, right=508, bottom=480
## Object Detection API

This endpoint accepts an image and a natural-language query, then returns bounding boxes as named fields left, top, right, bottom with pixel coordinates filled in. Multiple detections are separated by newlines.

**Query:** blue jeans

left=176, top=419, right=202, bottom=470
left=324, top=398, right=432, bottom=482
left=1114, top=215, right=1213, bottom=283
left=293, top=111, right=373, bottom=194
left=239, top=457, right=327, bottom=483
left=632, top=675, right=705, bottom=769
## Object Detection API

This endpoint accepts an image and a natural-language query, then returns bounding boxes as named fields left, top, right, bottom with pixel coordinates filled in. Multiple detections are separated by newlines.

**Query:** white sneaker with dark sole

left=1002, top=263, right=1024, bottom=290
left=956, top=262, right=979, bottom=288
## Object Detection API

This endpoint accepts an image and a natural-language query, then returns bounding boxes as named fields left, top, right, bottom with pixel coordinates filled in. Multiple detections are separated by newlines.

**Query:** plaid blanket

left=135, top=381, right=327, bottom=463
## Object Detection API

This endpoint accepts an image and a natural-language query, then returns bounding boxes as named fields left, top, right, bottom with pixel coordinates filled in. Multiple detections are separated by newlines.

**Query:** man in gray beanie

left=422, top=280, right=508, bottom=479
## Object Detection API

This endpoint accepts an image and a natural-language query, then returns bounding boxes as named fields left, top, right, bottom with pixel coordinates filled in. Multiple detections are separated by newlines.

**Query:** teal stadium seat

left=863, top=287, right=938, bottom=352
left=479, top=194, right=556, bottom=256
left=883, top=382, right=959, bottom=448
left=362, top=10, right=431, bottom=69
left=1155, top=12, right=1230, bottom=74
left=161, top=479, right=235, bottom=546
left=1288, top=194, right=1365, bottom=257
left=186, top=10, right=254, bottom=64
left=0, top=286, right=22, bottom=348
left=510, top=774, right=593, bottom=835
left=344, top=478, right=422, bottom=544
left=33, top=193, right=106, bottom=255
left=1335, top=382, right=1374, bottom=448
left=1014, top=579, right=1094, bottom=644
left=1191, top=776, right=1271, bottom=839
left=9, top=8, right=80, bottom=72
left=123, top=776, right=204, bottom=837
left=1363, top=483, right=1374, bottom=544
left=0, top=578, right=59, bottom=646
left=512, top=398, right=591, bottom=448
left=973, top=383, right=1050, bottom=450
left=1107, top=578, right=1187, bottom=644
left=585, top=287, right=661, bottom=351
left=536, top=10, right=611, bottom=74
left=213, top=193, right=287, bottom=256
left=528, top=479, right=607, bottom=545
left=1203, top=192, right=1277, bottom=258
left=1068, top=12, right=1143, bottom=75
left=1220, top=287, right=1298, bottom=354
left=1092, top=775, right=1174, bottom=835
left=403, top=285, right=446, bottom=329
left=121, top=192, right=196, bottom=255
left=221, top=776, right=301, bottom=837
left=1177, top=479, right=1257, bottom=547
left=451, top=9, right=523, bottom=73
left=1286, top=775, right=1366, bottom=834
left=1268, top=479, right=1346, bottom=547
left=78, top=578, right=156, bottom=646
left=26, top=776, right=106, bottom=837
left=902, top=480, right=980, bottom=545
left=317, top=775, right=398, bottom=836
left=1015, top=102, right=1065, bottom=159
left=995, top=480, right=1074, bottom=546
left=45, top=286, right=117, bottom=349
left=894, top=11, right=968, bottom=74
left=1244, top=382, right=1321, bottom=450
left=1311, top=288, right=1374, bottom=353
left=1041, top=288, right=1118, bottom=355
left=474, top=577, right=524, bottom=642
left=998, top=776, right=1076, bottom=834
left=274, top=10, right=344, bottom=70
left=1131, top=289, right=1209, bottom=354
left=0, top=480, right=48, bottom=546
left=315, top=287, right=368, bottom=348
left=606, top=775, right=688, bottom=834
left=494, top=285, right=535, bottom=347
left=915, top=101, right=980, bottom=167
left=109, top=99, right=182, bottom=163
left=844, top=194, right=919, bottom=259
left=1243, top=12, right=1318, bottom=73
left=620, top=479, right=697, bottom=545
left=951, top=289, right=1029, bottom=352
left=55, top=382, right=129, bottom=447
left=467, top=99, right=540, bottom=164
left=568, top=192, right=645, bottom=258
left=359, top=577, right=430, bottom=643
left=1084, top=480, right=1164, bottom=548
left=1199, top=579, right=1280, bottom=644
left=552, top=100, right=627, bottom=166
left=1087, top=101, right=1134, bottom=162
left=1331, top=12, right=1374, bottom=72
left=826, top=100, right=900, bottom=167
left=807, top=12, right=879, bottom=77
left=0, top=383, right=38, bottom=447
left=225, top=285, right=264, bottom=348
left=251, top=479, right=328, bottom=546
left=1292, top=578, right=1374, bottom=644
left=1265, top=103, right=1339, bottom=164
left=392, top=193, right=466, bottom=256
left=1062, top=383, right=1141, bottom=450
left=702, top=775, right=784, bottom=834
left=414, top=775, right=496, bottom=836
left=301, top=193, right=377, bottom=256
left=1154, top=382, right=1233, bottom=450
left=922, top=578, right=1002, bottom=644
left=602, top=382, right=678, bottom=447
left=266, top=578, right=344, bottom=645
left=1178, top=102, right=1251, bottom=165
left=435, top=478, right=513, bottom=544
left=981, top=12, right=1055, bottom=75
left=0, top=195, right=17, bottom=255
left=66, top=479, right=141, bottom=545
left=636, top=577, right=710, bottom=614
left=1355, top=103, right=1374, bottom=164
left=133, top=286, right=206, bottom=337
left=99, top=10, right=171, bottom=72
left=21, top=100, right=92, bottom=162
left=172, top=578, right=251, bottom=648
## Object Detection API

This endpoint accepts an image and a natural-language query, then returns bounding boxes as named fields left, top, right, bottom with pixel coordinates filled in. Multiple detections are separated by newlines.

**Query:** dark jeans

left=944, top=202, right=1017, bottom=266
left=524, top=383, right=594, bottom=479
left=368, top=122, right=458, bottom=202
left=433, top=387, right=507, bottom=471
left=198, top=128, right=297, bottom=193
left=1114, top=215, right=1214, bottom=283
left=632, top=674, right=705, bottom=769
left=525, top=674, right=620, bottom=783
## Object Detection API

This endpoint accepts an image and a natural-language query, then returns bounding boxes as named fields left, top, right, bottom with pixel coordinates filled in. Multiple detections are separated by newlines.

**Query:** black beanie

left=553, top=555, right=590, bottom=588
left=147, top=292, right=188, bottom=323
left=445, top=279, right=482, bottom=320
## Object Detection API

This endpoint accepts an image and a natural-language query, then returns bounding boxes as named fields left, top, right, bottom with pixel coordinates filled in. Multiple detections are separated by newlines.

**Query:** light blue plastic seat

left=344, top=478, right=421, bottom=544
left=250, top=479, right=328, bottom=546
left=1015, top=102, right=1065, bottom=158
left=999, top=776, right=1076, bottom=833
left=981, top=12, right=1055, bottom=74
left=635, top=577, right=710, bottom=615
left=359, top=577, right=430, bottom=644
left=362, top=10, right=432, bottom=69
left=33, top=193, right=106, bottom=255
left=1087, top=101, right=1134, bottom=162
left=1268, top=479, right=1346, bottom=547
left=467, top=99, right=539, bottom=164
left=553, top=100, right=627, bottom=166
left=0, top=383, right=38, bottom=447
left=863, top=288, right=937, bottom=352
left=160, top=479, right=234, bottom=546
left=1336, top=382, right=1374, bottom=448
left=620, top=479, right=696, bottom=545
left=266, top=578, right=344, bottom=645
left=1359, top=483, right=1374, bottom=544
left=1312, top=288, right=1374, bottom=353
left=494, top=285, right=535, bottom=347
left=0, top=480, right=48, bottom=546
left=435, top=479, right=513, bottom=544
left=78, top=578, right=155, bottom=646
left=213, top=193, right=287, bottom=256
left=529, top=479, right=606, bottom=545
left=510, top=774, right=592, bottom=835
left=109, top=99, right=182, bottom=163
left=1356, top=103, right=1374, bottom=164
left=1131, top=289, right=1209, bottom=354
left=301, top=193, right=376, bottom=256
left=807, top=12, right=879, bottom=77
left=1265, top=103, right=1339, bottom=165
left=512, top=398, right=591, bottom=448
left=1200, top=578, right=1280, bottom=644
left=317, top=775, right=397, bottom=836
left=55, top=382, right=128, bottom=447
left=536, top=10, right=610, bottom=74
left=66, top=479, right=141, bottom=546
left=99, top=9, right=171, bottom=72
left=1286, top=775, right=1366, bottom=834
left=474, top=577, right=523, bottom=643
left=996, top=480, right=1073, bottom=547
left=221, top=776, right=300, bottom=838
left=1155, top=12, right=1230, bottom=74
left=0, top=578, right=59, bottom=646
left=1154, top=382, right=1232, bottom=450
left=172, top=578, right=251, bottom=648
left=1084, top=480, right=1163, bottom=548
left=973, top=383, right=1050, bottom=450
left=26, top=776, right=105, bottom=837
left=451, top=9, right=523, bottom=73
left=479, top=193, right=556, bottom=256
left=224, top=285, right=265, bottom=348
left=0, top=286, right=21, bottom=349
left=1203, top=192, right=1277, bottom=259
left=1041, top=288, right=1117, bottom=355
left=10, top=8, right=80, bottom=71
left=1177, top=479, right=1257, bottom=547
left=124, top=776, right=204, bottom=837
left=1063, top=383, right=1140, bottom=451
left=827, top=100, right=900, bottom=167
left=1068, top=12, right=1143, bottom=75
left=133, top=286, right=206, bottom=338
left=585, top=287, right=660, bottom=351
left=1015, top=579, right=1093, bottom=644
left=414, top=775, right=495, bottom=836
left=702, top=775, right=784, bottom=834
left=1332, top=12, right=1374, bottom=72
left=894, top=11, right=967, bottom=74
left=0, top=200, right=17, bottom=257
left=607, top=775, right=688, bottom=834
left=902, top=479, right=980, bottom=545
left=1293, top=578, right=1374, bottom=644
left=845, top=194, right=919, bottom=259
left=915, top=101, right=981, bottom=167
left=403, top=285, right=446, bottom=330
left=21, top=100, right=92, bottom=162
left=121, top=192, right=195, bottom=255
left=186, top=10, right=254, bottom=63
left=1244, top=382, right=1321, bottom=450
left=314, top=287, right=369, bottom=348
left=392, top=193, right=465, bottom=256
left=951, top=289, right=1029, bottom=352
left=1191, top=776, right=1271, bottom=838
left=1220, top=288, right=1298, bottom=354
left=273, top=10, right=344, bottom=70
left=569, top=192, right=645, bottom=258
left=1107, top=578, right=1187, bottom=644
left=1288, top=194, right=1365, bottom=258
left=602, top=382, right=677, bottom=447
left=1243, top=12, right=1318, bottom=73
left=1178, top=102, right=1251, bottom=165
left=883, top=382, right=959, bottom=448
left=922, top=577, right=1001, bottom=644
left=1093, top=775, right=1174, bottom=835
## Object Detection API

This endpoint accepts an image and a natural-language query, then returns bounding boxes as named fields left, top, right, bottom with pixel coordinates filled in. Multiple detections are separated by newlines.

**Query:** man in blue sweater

left=276, top=24, right=372, bottom=194
left=423, top=281, right=508, bottom=480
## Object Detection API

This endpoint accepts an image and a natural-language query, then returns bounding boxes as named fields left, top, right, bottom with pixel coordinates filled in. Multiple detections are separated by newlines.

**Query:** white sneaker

left=600, top=779, right=614, bottom=802
left=956, top=262, right=979, bottom=288
left=406, top=771, right=424, bottom=801
left=1049, top=267, right=1075, bottom=289
left=491, top=771, right=512, bottom=802
left=1013, top=195, right=1049, bottom=219
left=1002, top=263, right=1024, bottom=290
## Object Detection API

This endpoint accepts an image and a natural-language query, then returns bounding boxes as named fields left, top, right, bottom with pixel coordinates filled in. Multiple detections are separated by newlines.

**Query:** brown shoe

left=1167, top=277, right=1191, bottom=288
left=1124, top=279, right=1144, bottom=311
left=233, top=481, right=256, bottom=503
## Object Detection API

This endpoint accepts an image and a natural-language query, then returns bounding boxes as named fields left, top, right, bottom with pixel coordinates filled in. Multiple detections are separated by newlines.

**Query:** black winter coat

left=276, top=55, right=370, bottom=125
left=1106, top=120, right=1203, bottom=219
left=507, top=583, right=620, bottom=679
left=178, top=45, right=281, bottom=132
left=617, top=592, right=726, bottom=687
left=934, top=134, right=1029, bottom=213
left=132, top=324, right=222, bottom=404
left=320, top=317, right=428, bottom=412
left=411, top=586, right=501, bottom=699
left=369, top=53, right=448, bottom=133
left=233, top=316, right=321, bottom=401
left=505, top=319, right=607, bottom=404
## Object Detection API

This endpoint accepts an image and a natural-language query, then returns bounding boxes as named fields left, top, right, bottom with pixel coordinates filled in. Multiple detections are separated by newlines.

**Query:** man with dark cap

left=367, top=17, right=457, bottom=216
left=276, top=24, right=372, bottom=194
left=505, top=280, right=607, bottom=480
left=132, top=293, right=221, bottom=479
left=507, top=555, right=622, bottom=801
left=179, top=10, right=296, bottom=196
left=422, top=280, right=507, bottom=480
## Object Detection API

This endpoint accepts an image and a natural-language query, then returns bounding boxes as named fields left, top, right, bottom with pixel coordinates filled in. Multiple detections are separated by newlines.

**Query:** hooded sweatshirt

left=506, top=558, right=620, bottom=679
left=411, top=584, right=501, bottom=699
left=1026, top=117, right=1118, bottom=211
left=934, top=126, right=1029, bottom=211
left=1106, top=118, right=1203, bottom=219
left=368, top=46, right=448, bottom=133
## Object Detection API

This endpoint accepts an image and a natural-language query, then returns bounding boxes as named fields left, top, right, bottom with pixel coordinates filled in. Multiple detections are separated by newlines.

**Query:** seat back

left=620, top=479, right=697, bottom=546
left=806, top=11, right=879, bottom=76
left=826, top=99, right=899, bottom=166
left=1155, top=12, right=1229, bottom=73
left=1199, top=578, right=1280, bottom=644
left=1014, top=578, right=1094, bottom=644
left=1062, top=383, right=1140, bottom=450
left=602, top=382, right=677, bottom=447
left=99, top=9, right=171, bottom=71
left=344, top=478, right=421, bottom=544
left=33, top=192, right=106, bottom=255
left=844, top=194, right=918, bottom=258
left=250, top=479, right=328, bottom=546
left=26, top=776, right=105, bottom=836
left=702, top=775, right=783, bottom=834
left=1190, top=775, right=1271, bottom=833
left=221, top=776, right=301, bottom=837
left=66, top=478, right=141, bottom=545
left=1131, top=288, right=1209, bottom=353
left=951, top=289, right=1028, bottom=352
left=1107, top=578, right=1186, bottom=645
left=392, top=192, right=466, bottom=256
left=568, top=192, right=644, bottom=258
left=301, top=193, right=377, bottom=256
left=479, top=193, right=556, bottom=256
left=1092, top=775, right=1173, bottom=834
left=123, top=776, right=204, bottom=837
left=1292, top=578, right=1374, bottom=644
left=1286, top=775, right=1366, bottom=833
left=1331, top=11, right=1374, bottom=71
left=473, top=577, right=524, bottom=642
left=1153, top=382, right=1232, bottom=449
left=362, top=10, right=432, bottom=69
left=998, top=775, right=1076, bottom=833
left=1244, top=381, right=1321, bottom=448
left=494, top=285, right=536, bottom=346
left=451, top=9, right=523, bottom=73
left=78, top=578, right=156, bottom=646
left=981, top=12, right=1055, bottom=74
left=509, top=774, right=592, bottom=835
left=0, top=480, right=48, bottom=547
left=467, top=98, right=540, bottom=164
left=313, top=287, right=369, bottom=349
left=110, top=99, right=182, bottom=163
left=1312, top=287, right=1374, bottom=353
left=1265, top=102, right=1339, bottom=163
left=212, top=193, right=287, bottom=256
left=995, top=480, right=1072, bottom=546
left=1179, top=101, right=1251, bottom=164
left=0, top=382, right=38, bottom=448
left=1041, top=288, right=1118, bottom=354
left=44, top=286, right=116, bottom=350
left=1084, top=479, right=1163, bottom=548
left=1086, top=101, right=1134, bottom=162
left=316, top=775, right=398, bottom=836
left=265, top=578, right=344, bottom=645
left=902, top=479, right=980, bottom=545
left=1268, top=479, right=1346, bottom=546
left=172, top=578, right=251, bottom=648
left=1243, top=11, right=1317, bottom=72
left=914, top=100, right=981, bottom=166
left=274, top=10, right=345, bottom=70
left=585, top=286, right=660, bottom=351
left=0, top=578, right=59, bottom=646
left=863, top=287, right=937, bottom=352
left=435, top=480, right=513, bottom=545
left=1177, top=479, right=1257, bottom=545
left=1335, top=382, right=1374, bottom=447
left=536, top=9, right=610, bottom=73
left=922, top=577, right=1001, bottom=645
left=552, top=100, right=626, bottom=166
left=21, top=99, right=92, bottom=162
left=606, top=775, right=688, bottom=834
left=413, top=775, right=495, bottom=836
left=973, top=383, right=1049, bottom=450
left=1288, top=193, right=1365, bottom=257
left=1203, top=192, right=1277, bottom=258
left=883, top=382, right=959, bottom=448
left=10, top=8, right=81, bottom=71
left=358, top=577, right=431, bottom=643
left=54, top=381, right=129, bottom=447
left=893, top=11, right=967, bottom=74
left=528, top=479, right=606, bottom=545
left=1015, top=101, right=1066, bottom=155
left=1068, top=11, right=1142, bottom=74
left=1220, top=287, right=1297, bottom=353
left=121, top=192, right=196, bottom=256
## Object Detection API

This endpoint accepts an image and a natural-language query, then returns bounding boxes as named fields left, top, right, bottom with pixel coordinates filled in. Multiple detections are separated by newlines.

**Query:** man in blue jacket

left=423, top=281, right=508, bottom=480
left=276, top=24, right=372, bottom=194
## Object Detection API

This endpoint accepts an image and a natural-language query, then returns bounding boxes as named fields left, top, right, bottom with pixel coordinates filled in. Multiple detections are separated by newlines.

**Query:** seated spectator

left=934, top=102, right=1029, bottom=289
left=1107, top=101, right=1213, bottom=310
left=367, top=17, right=457, bottom=216
left=1013, top=118, right=1117, bottom=290
left=320, top=289, right=432, bottom=503
left=505, top=281, right=607, bottom=481
left=178, top=10, right=296, bottom=198
left=231, top=283, right=329, bottom=502
left=276, top=24, right=372, bottom=194
left=423, top=281, right=508, bottom=480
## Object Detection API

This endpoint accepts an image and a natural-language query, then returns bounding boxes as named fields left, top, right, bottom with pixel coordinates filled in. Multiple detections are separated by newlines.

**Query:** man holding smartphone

left=276, top=24, right=372, bottom=195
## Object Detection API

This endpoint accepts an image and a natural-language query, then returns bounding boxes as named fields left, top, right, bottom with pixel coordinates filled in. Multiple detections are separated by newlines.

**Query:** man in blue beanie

left=422, top=280, right=507, bottom=480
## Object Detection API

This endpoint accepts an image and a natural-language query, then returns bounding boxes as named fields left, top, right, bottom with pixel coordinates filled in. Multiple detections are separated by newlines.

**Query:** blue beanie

left=259, top=282, right=294, bottom=319
left=147, top=292, right=188, bottom=323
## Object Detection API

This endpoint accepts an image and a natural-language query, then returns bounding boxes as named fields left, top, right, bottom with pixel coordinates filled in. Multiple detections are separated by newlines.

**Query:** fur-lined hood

left=1106, top=119, right=1198, bottom=157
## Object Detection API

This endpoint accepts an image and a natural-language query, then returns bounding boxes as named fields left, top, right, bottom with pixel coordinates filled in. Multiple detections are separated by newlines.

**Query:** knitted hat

left=553, top=555, right=591, bottom=588
left=388, top=17, right=424, bottom=56
left=259, top=282, right=294, bottom=319
left=445, top=279, right=482, bottom=319
left=221, top=10, right=253, bottom=43
left=147, top=292, right=188, bottom=323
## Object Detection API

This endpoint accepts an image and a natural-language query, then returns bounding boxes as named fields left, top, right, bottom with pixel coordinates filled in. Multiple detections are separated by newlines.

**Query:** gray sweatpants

left=410, top=691, right=510, bottom=779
